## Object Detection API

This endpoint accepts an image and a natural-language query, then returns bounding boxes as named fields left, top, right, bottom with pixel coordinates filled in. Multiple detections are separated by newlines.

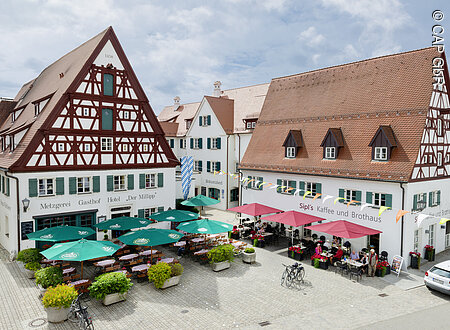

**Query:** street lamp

left=22, top=198, right=30, bottom=212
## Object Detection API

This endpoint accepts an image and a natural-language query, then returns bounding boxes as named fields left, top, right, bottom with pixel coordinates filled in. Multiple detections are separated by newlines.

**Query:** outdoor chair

left=380, top=251, right=388, bottom=262
left=335, top=261, right=348, bottom=276
left=349, top=267, right=363, bottom=282
left=322, top=246, right=329, bottom=252
left=319, top=235, right=325, bottom=242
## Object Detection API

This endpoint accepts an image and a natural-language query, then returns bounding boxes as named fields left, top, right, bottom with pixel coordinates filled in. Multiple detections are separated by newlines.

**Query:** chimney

left=173, top=96, right=180, bottom=107
left=213, top=81, right=222, bottom=97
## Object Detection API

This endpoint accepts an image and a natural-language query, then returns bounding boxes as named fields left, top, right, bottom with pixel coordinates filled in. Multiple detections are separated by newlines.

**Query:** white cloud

left=298, top=27, right=326, bottom=47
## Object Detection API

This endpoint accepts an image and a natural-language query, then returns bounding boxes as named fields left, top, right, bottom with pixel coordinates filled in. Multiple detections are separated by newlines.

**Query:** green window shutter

left=158, top=206, right=164, bottom=212
left=216, top=137, right=221, bottom=149
left=198, top=138, right=202, bottom=149
left=413, top=194, right=418, bottom=211
left=69, top=177, right=77, bottom=194
left=429, top=192, right=433, bottom=206
left=55, top=177, right=64, bottom=195
left=93, top=176, right=100, bottom=193
left=216, top=162, right=221, bottom=171
left=385, top=194, right=392, bottom=208
left=29, top=178, right=38, bottom=197
left=207, top=161, right=211, bottom=172
left=422, top=193, right=427, bottom=208
left=366, top=192, right=373, bottom=204
left=169, top=139, right=174, bottom=148
left=199, top=160, right=203, bottom=172
left=139, top=174, right=145, bottom=189
left=437, top=190, right=441, bottom=205
left=190, top=138, right=193, bottom=149
left=207, top=115, right=211, bottom=125
left=316, top=183, right=322, bottom=197
left=288, top=180, right=296, bottom=195
left=277, top=179, right=282, bottom=193
left=5, top=178, right=10, bottom=196
left=339, top=188, right=345, bottom=203
left=259, top=177, right=264, bottom=190
left=157, top=173, right=164, bottom=187
left=355, top=190, right=362, bottom=204
left=299, top=181, right=305, bottom=196
left=199, top=116, right=202, bottom=126
left=102, top=108, right=113, bottom=130
left=127, top=174, right=134, bottom=190
left=247, top=176, right=252, bottom=188
left=107, top=175, right=113, bottom=192
left=103, top=73, right=114, bottom=96
left=138, top=209, right=144, bottom=218
left=207, top=138, right=211, bottom=149
left=180, top=139, right=183, bottom=148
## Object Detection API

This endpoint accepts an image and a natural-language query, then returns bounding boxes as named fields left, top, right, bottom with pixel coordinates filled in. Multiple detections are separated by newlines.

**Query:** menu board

left=21, top=221, right=34, bottom=240
left=391, top=255, right=403, bottom=277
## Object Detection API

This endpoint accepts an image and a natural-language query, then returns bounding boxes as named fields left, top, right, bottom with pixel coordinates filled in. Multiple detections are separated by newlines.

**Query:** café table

left=63, top=267, right=76, bottom=276
left=94, top=259, right=116, bottom=268
left=194, top=249, right=210, bottom=256
left=344, top=259, right=364, bottom=268
left=174, top=241, right=186, bottom=247
left=139, top=250, right=161, bottom=257
left=131, top=264, right=150, bottom=273
left=119, top=253, right=139, bottom=261
left=157, top=257, right=176, bottom=264
left=191, top=237, right=205, bottom=243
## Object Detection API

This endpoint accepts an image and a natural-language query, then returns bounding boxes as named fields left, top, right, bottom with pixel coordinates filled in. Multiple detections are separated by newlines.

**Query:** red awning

left=304, top=220, right=382, bottom=239
left=227, top=203, right=282, bottom=217
left=262, top=211, right=325, bottom=227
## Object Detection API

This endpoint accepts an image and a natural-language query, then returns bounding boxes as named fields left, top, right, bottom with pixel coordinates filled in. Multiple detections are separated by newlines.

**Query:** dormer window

left=369, top=125, right=397, bottom=162
left=186, top=119, right=192, bottom=130
left=282, top=130, right=303, bottom=159
left=321, top=128, right=344, bottom=160
left=244, top=119, right=257, bottom=130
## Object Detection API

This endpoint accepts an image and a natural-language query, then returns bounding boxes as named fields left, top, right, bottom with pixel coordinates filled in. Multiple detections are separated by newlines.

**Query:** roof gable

left=282, top=130, right=303, bottom=147
left=204, top=96, right=234, bottom=134
left=320, top=128, right=344, bottom=147
left=369, top=125, right=397, bottom=147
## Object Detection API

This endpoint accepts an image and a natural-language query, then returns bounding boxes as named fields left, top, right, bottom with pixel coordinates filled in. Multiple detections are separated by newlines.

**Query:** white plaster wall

left=0, top=171, right=16, bottom=254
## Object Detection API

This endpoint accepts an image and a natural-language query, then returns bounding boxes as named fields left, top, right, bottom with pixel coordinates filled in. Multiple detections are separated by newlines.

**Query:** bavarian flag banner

left=181, top=156, right=194, bottom=200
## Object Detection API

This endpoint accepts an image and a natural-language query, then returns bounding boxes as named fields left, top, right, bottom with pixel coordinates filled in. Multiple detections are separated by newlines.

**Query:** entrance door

left=201, top=186, right=206, bottom=196
left=110, top=211, right=131, bottom=238
left=367, top=233, right=380, bottom=253
left=208, top=188, right=219, bottom=200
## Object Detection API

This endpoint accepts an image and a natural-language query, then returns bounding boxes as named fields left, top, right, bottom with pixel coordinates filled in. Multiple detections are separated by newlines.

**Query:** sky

left=0, top=0, right=449, bottom=114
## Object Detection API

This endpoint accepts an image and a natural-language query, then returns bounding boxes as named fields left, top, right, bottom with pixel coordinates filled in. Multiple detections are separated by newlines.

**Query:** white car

left=424, top=260, right=450, bottom=295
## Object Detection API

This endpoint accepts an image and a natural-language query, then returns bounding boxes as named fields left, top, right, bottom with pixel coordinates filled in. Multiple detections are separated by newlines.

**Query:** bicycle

left=281, top=263, right=305, bottom=288
left=68, top=293, right=94, bottom=329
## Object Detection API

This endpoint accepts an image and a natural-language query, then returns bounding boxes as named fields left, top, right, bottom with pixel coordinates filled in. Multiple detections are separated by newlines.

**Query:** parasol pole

left=81, top=261, right=84, bottom=278
left=150, top=246, right=153, bottom=264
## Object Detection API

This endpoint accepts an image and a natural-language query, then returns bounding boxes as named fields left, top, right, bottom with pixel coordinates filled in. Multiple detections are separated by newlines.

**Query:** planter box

left=410, top=255, right=420, bottom=269
left=294, top=252, right=304, bottom=261
left=257, top=240, right=265, bottom=248
left=24, top=269, right=35, bottom=279
left=319, top=261, right=328, bottom=270
left=160, top=275, right=181, bottom=289
left=230, top=233, right=240, bottom=240
left=102, top=292, right=128, bottom=306
left=425, top=249, right=435, bottom=262
left=385, top=267, right=391, bottom=275
left=38, top=284, right=47, bottom=297
left=45, top=307, right=69, bottom=323
left=211, top=261, right=231, bottom=272
left=242, top=252, right=256, bottom=264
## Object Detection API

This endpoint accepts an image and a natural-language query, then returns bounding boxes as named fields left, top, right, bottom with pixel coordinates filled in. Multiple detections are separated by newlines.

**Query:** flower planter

left=24, top=269, right=35, bottom=279
left=375, top=269, right=382, bottom=277
left=410, top=255, right=420, bottom=269
left=160, top=275, right=181, bottom=289
left=314, top=259, right=320, bottom=268
left=102, top=292, right=128, bottom=306
left=242, top=252, right=256, bottom=264
left=45, top=307, right=70, bottom=323
left=311, top=259, right=315, bottom=266
left=385, top=266, right=391, bottom=275
left=257, top=240, right=265, bottom=248
left=211, top=261, right=231, bottom=272
left=230, top=233, right=240, bottom=240
left=288, top=251, right=295, bottom=259
left=319, top=261, right=328, bottom=270
left=425, top=249, right=435, bottom=262
left=294, top=252, right=304, bottom=261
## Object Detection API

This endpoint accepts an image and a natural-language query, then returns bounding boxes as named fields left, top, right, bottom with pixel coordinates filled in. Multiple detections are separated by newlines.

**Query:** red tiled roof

left=204, top=96, right=234, bottom=134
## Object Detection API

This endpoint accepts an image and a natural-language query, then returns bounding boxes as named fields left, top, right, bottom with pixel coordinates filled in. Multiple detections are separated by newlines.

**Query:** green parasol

left=40, top=239, right=120, bottom=277
left=150, top=209, right=199, bottom=222
left=180, top=194, right=220, bottom=207
left=176, top=218, right=233, bottom=234
left=27, top=226, right=95, bottom=242
left=94, top=216, right=152, bottom=231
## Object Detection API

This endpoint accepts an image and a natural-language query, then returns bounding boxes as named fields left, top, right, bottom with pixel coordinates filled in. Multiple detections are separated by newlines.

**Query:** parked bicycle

left=68, top=293, right=94, bottom=329
left=281, top=262, right=305, bottom=288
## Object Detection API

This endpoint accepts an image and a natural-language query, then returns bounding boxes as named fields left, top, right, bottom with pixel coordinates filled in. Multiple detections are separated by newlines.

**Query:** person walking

left=367, top=249, right=378, bottom=277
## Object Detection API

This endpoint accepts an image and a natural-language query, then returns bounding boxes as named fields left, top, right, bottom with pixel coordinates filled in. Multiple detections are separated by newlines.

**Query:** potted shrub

left=148, top=263, right=184, bottom=289
left=16, top=248, right=41, bottom=271
left=230, top=226, right=240, bottom=240
left=208, top=244, right=234, bottom=271
left=89, top=272, right=133, bottom=306
left=424, top=245, right=435, bottom=261
left=379, top=261, right=390, bottom=275
left=314, top=258, right=320, bottom=268
left=35, top=266, right=63, bottom=295
left=409, top=251, right=421, bottom=269
left=42, top=284, right=78, bottom=323
left=242, top=247, right=256, bottom=264
left=24, top=261, right=41, bottom=279
left=319, top=256, right=328, bottom=270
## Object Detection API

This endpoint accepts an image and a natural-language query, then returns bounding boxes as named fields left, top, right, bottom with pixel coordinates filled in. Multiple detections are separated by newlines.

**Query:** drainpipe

left=226, top=135, right=230, bottom=209
left=3, top=169, right=21, bottom=252
left=237, top=133, right=242, bottom=206
left=399, top=182, right=405, bottom=257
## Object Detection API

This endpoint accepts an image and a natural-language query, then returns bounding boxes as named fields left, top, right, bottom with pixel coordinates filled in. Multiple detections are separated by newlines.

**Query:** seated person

left=329, top=245, right=344, bottom=265
left=360, top=253, right=369, bottom=273
left=332, top=237, right=341, bottom=246
left=349, top=250, right=360, bottom=261
left=311, top=243, right=322, bottom=260
left=323, top=240, right=332, bottom=249
left=255, top=220, right=262, bottom=231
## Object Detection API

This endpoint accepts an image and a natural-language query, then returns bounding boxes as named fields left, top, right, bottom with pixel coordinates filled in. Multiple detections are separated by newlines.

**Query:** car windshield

left=430, top=266, right=450, bottom=279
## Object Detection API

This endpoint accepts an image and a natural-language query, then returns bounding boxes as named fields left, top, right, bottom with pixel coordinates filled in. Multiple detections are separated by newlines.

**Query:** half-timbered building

left=240, top=47, right=450, bottom=265
left=0, top=27, right=177, bottom=253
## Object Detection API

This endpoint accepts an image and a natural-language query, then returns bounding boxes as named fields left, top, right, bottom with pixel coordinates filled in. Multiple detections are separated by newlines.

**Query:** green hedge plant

left=148, top=263, right=172, bottom=289
left=89, top=272, right=133, bottom=300
left=35, top=266, right=63, bottom=289
left=244, top=248, right=255, bottom=254
left=171, top=263, right=184, bottom=277
left=42, top=284, right=78, bottom=309
left=207, top=244, right=234, bottom=264
left=25, top=261, right=41, bottom=272
left=17, top=248, right=41, bottom=263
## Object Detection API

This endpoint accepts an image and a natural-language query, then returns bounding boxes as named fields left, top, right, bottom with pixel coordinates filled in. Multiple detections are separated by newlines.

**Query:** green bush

left=208, top=244, right=234, bottom=264
left=244, top=248, right=255, bottom=253
left=148, top=263, right=172, bottom=289
left=314, top=258, right=320, bottom=268
left=25, top=261, right=41, bottom=271
left=171, top=263, right=184, bottom=277
left=35, top=267, right=63, bottom=289
left=42, top=284, right=78, bottom=308
left=17, top=248, right=41, bottom=263
left=89, top=272, right=133, bottom=300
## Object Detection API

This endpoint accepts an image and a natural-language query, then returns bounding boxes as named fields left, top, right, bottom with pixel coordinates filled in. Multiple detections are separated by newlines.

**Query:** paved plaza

left=1, top=208, right=449, bottom=330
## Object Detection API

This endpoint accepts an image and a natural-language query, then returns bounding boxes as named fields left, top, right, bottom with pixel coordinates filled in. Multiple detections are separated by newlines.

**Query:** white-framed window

left=123, top=111, right=129, bottom=119
left=428, top=224, right=435, bottom=246
left=101, top=137, right=113, bottom=151
left=286, top=147, right=296, bottom=158
left=84, top=143, right=91, bottom=152
left=374, top=147, right=388, bottom=161
left=200, top=116, right=210, bottom=126
left=413, top=229, right=420, bottom=252
left=58, top=143, right=64, bottom=152
left=211, top=161, right=220, bottom=172
left=113, top=175, right=126, bottom=191
left=211, top=138, right=220, bottom=149
left=34, top=103, right=41, bottom=116
left=144, top=207, right=158, bottom=218
left=180, top=139, right=186, bottom=149
left=246, top=121, right=256, bottom=129
left=430, top=190, right=440, bottom=207
left=325, top=147, right=336, bottom=159
left=122, top=144, right=128, bottom=152
left=344, top=189, right=358, bottom=203
left=414, top=193, right=427, bottom=211
left=194, top=161, right=202, bottom=172
left=38, top=178, right=55, bottom=196
left=372, top=193, right=387, bottom=207
left=77, top=177, right=91, bottom=194
left=83, top=108, right=90, bottom=116
left=193, top=138, right=201, bottom=149
left=437, top=118, right=443, bottom=136
left=9, top=136, right=15, bottom=151
left=186, top=120, right=191, bottom=130
left=248, top=176, right=263, bottom=190
left=143, top=144, right=148, bottom=152
left=145, top=174, right=157, bottom=189
left=437, top=153, right=443, bottom=167
left=305, top=182, right=318, bottom=196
